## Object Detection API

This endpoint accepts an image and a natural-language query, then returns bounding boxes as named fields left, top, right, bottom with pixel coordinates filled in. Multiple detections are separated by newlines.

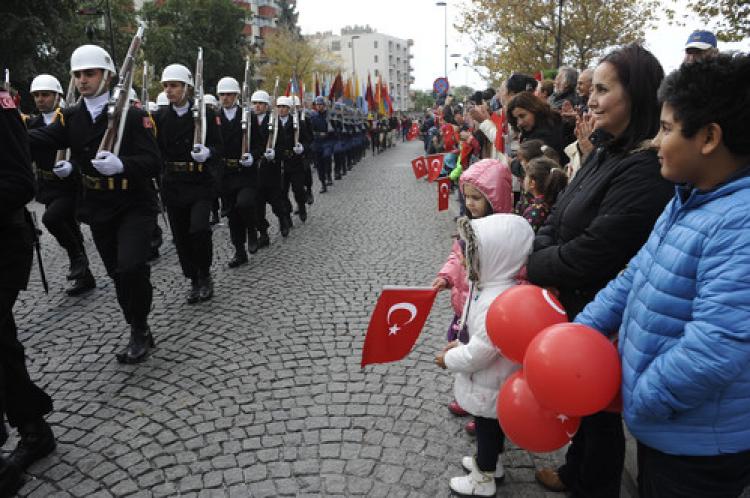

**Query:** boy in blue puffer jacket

left=575, top=53, right=750, bottom=497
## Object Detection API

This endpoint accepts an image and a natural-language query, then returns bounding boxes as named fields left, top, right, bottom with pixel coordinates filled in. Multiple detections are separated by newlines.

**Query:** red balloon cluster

left=486, top=286, right=622, bottom=452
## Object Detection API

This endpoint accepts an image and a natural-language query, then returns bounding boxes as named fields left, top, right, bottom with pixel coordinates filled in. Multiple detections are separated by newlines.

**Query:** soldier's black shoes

left=280, top=216, right=292, bottom=238
left=187, top=279, right=201, bottom=304
left=0, top=456, right=23, bottom=498
left=65, top=271, right=95, bottom=297
left=258, top=231, right=270, bottom=249
left=198, top=275, right=213, bottom=301
left=247, top=231, right=259, bottom=254
left=6, top=419, right=55, bottom=471
left=305, top=188, right=314, bottom=205
left=66, top=253, right=89, bottom=280
left=299, top=209, right=307, bottom=223
left=334, top=173, right=342, bottom=180
left=326, top=179, right=333, bottom=186
left=228, top=251, right=248, bottom=268
left=116, top=327, right=154, bottom=364
left=319, top=185, right=328, bottom=194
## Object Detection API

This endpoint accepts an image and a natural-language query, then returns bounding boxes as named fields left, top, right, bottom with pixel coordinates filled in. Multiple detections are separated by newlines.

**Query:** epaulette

left=53, top=107, right=65, bottom=127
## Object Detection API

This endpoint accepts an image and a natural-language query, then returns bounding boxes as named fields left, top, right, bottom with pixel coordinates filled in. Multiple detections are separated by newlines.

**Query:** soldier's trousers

left=90, top=210, right=156, bottom=329
left=42, top=195, right=84, bottom=257
left=0, top=289, right=53, bottom=428
left=303, top=159, right=313, bottom=189
left=315, top=154, right=332, bottom=184
left=283, top=163, right=306, bottom=213
left=166, top=200, right=213, bottom=280
left=334, top=153, right=346, bottom=177
left=225, top=186, right=258, bottom=250
left=255, top=163, right=289, bottom=232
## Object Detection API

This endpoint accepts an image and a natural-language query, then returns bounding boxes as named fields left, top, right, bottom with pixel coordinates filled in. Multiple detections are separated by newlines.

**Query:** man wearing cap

left=216, top=76, right=258, bottom=268
left=684, top=30, right=719, bottom=63
left=153, top=62, right=223, bottom=304
left=26, top=74, right=96, bottom=296
left=275, top=96, right=312, bottom=224
left=28, top=44, right=162, bottom=365
left=310, top=96, right=334, bottom=193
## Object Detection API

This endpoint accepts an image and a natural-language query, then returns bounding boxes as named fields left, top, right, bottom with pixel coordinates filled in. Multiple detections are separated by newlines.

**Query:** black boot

left=7, top=419, right=55, bottom=471
left=247, top=230, right=259, bottom=254
left=65, top=271, right=96, bottom=296
left=326, top=178, right=333, bottom=186
left=227, top=248, right=248, bottom=268
left=319, top=184, right=327, bottom=194
left=198, top=274, right=214, bottom=301
left=258, top=230, right=270, bottom=249
left=66, top=252, right=88, bottom=280
left=0, top=456, right=23, bottom=498
left=186, top=279, right=201, bottom=304
left=334, top=173, right=342, bottom=180
left=306, top=187, right=314, bottom=205
left=298, top=207, right=307, bottom=223
left=115, top=326, right=155, bottom=364
left=280, top=216, right=292, bottom=237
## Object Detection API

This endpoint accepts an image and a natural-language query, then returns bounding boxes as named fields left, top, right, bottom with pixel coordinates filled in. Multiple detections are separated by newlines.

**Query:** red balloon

left=497, top=371, right=581, bottom=453
left=485, top=285, right=568, bottom=363
left=524, top=323, right=621, bottom=416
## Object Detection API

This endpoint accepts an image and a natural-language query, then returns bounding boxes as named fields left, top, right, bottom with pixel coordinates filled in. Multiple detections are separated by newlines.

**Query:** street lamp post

left=436, top=1, right=447, bottom=79
left=350, top=35, right=360, bottom=79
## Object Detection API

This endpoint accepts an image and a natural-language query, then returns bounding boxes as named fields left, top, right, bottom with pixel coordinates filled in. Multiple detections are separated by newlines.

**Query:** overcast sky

left=296, top=0, right=750, bottom=91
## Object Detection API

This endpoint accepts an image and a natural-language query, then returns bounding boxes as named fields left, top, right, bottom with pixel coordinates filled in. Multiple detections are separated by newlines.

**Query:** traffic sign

left=433, top=77, right=450, bottom=96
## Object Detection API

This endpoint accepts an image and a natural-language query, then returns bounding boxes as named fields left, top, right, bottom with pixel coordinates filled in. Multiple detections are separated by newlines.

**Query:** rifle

left=98, top=24, right=145, bottom=155
left=141, top=61, right=149, bottom=104
left=2, top=69, right=9, bottom=92
left=291, top=75, right=299, bottom=145
left=192, top=47, right=205, bottom=151
left=265, top=76, right=280, bottom=152
left=28, top=211, right=48, bottom=294
left=55, top=76, right=77, bottom=163
left=241, top=57, right=251, bottom=157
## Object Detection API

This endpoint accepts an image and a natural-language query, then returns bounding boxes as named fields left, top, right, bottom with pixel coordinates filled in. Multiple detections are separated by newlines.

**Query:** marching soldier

left=310, top=96, right=333, bottom=193
left=216, top=76, right=258, bottom=268
left=250, top=90, right=291, bottom=244
left=331, top=103, right=347, bottom=180
left=293, top=96, right=315, bottom=206
left=275, top=96, right=312, bottom=223
left=28, top=45, right=161, bottom=364
left=27, top=74, right=96, bottom=296
left=153, top=63, right=223, bottom=303
left=1, top=84, right=55, bottom=496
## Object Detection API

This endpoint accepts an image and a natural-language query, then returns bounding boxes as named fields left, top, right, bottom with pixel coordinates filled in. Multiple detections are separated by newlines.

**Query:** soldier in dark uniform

left=216, top=76, right=258, bottom=268
left=154, top=63, right=223, bottom=303
left=251, top=90, right=291, bottom=245
left=310, top=96, right=333, bottom=193
left=294, top=96, right=315, bottom=206
left=28, top=45, right=162, bottom=364
left=331, top=103, right=347, bottom=180
left=27, top=74, right=96, bottom=296
left=0, top=85, right=56, bottom=497
left=276, top=96, right=313, bottom=223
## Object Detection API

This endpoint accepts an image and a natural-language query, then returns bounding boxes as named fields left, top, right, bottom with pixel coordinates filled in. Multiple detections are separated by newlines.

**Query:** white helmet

left=128, top=88, right=138, bottom=101
left=156, top=91, right=169, bottom=106
left=30, top=74, right=63, bottom=94
left=204, top=94, right=218, bottom=107
left=217, top=77, right=240, bottom=94
left=160, top=64, right=193, bottom=86
left=148, top=101, right=158, bottom=113
left=250, top=90, right=270, bottom=104
left=70, top=45, right=116, bottom=74
left=276, top=96, right=292, bottom=107
left=292, top=96, right=301, bottom=106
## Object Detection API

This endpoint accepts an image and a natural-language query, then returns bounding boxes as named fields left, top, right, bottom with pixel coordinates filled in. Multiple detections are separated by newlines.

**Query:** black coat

left=29, top=99, right=161, bottom=224
left=274, top=112, right=313, bottom=171
left=26, top=113, right=79, bottom=204
left=526, top=143, right=674, bottom=319
left=0, top=95, right=35, bottom=290
left=219, top=105, right=257, bottom=192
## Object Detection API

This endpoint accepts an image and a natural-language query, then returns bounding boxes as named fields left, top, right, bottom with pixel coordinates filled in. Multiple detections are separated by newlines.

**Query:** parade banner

left=411, top=156, right=428, bottom=179
left=361, top=287, right=439, bottom=367
left=426, top=153, right=444, bottom=182
left=437, top=177, right=451, bottom=211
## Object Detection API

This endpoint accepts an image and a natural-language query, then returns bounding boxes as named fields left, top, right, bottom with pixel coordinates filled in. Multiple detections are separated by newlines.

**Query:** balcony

left=258, top=5, right=276, bottom=18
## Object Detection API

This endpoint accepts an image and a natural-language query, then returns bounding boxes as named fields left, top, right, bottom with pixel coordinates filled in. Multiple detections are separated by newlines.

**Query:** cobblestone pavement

left=8, top=141, right=621, bottom=497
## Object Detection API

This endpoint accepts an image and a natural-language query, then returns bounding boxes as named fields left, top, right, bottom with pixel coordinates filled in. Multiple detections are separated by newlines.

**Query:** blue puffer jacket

left=576, top=171, right=750, bottom=456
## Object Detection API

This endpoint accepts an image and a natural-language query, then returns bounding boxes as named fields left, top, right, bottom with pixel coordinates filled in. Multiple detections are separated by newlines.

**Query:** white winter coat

left=444, top=214, right=535, bottom=418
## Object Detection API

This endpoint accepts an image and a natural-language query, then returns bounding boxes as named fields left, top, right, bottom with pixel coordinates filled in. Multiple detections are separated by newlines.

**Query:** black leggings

left=475, top=416, right=505, bottom=472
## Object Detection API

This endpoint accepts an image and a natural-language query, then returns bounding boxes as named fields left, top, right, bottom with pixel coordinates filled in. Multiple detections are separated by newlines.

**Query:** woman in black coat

left=529, top=45, right=675, bottom=498
left=507, top=91, right=568, bottom=162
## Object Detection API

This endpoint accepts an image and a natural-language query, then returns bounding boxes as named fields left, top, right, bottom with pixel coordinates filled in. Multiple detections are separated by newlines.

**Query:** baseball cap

left=685, top=30, right=717, bottom=51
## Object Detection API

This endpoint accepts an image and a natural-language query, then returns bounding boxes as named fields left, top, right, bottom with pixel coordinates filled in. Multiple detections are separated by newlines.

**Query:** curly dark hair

left=506, top=92, right=557, bottom=130
left=658, top=53, right=750, bottom=155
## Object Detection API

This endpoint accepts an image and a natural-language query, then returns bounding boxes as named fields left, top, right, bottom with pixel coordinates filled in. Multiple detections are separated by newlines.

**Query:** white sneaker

left=461, top=455, right=505, bottom=481
left=450, top=457, right=497, bottom=496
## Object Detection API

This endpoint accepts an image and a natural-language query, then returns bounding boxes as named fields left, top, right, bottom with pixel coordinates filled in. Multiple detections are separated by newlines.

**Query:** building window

left=374, top=55, right=378, bottom=63
left=374, top=41, right=378, bottom=49
left=331, top=40, right=341, bottom=51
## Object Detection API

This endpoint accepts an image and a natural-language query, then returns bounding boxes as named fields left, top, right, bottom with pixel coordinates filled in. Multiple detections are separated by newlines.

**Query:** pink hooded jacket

left=437, top=158, right=513, bottom=315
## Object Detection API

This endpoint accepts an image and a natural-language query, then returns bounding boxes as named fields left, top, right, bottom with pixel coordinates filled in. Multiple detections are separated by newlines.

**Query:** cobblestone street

left=10, top=141, right=584, bottom=497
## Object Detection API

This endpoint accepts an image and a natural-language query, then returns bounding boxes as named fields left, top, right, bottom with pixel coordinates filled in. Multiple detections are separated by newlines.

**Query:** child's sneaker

left=448, top=400, right=469, bottom=417
left=450, top=457, right=497, bottom=496
left=462, top=455, right=505, bottom=482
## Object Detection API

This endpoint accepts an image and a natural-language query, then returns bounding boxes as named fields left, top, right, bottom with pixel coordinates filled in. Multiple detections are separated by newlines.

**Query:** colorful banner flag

left=411, top=156, right=428, bottom=179
left=365, top=73, right=375, bottom=110
left=437, top=177, right=451, bottom=211
left=426, top=153, right=444, bottom=182
left=361, top=286, right=439, bottom=367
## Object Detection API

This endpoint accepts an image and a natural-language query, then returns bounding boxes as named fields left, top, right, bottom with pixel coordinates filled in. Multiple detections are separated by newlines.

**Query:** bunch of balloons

left=486, top=285, right=621, bottom=452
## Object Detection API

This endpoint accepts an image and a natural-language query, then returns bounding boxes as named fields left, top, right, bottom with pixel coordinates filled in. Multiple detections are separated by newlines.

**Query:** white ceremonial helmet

left=70, top=45, right=117, bottom=74
left=30, top=74, right=64, bottom=94
left=128, top=88, right=138, bottom=101
left=217, top=77, right=241, bottom=94
left=276, top=96, right=292, bottom=107
left=160, top=64, right=193, bottom=86
left=156, top=92, right=169, bottom=106
left=250, top=90, right=270, bottom=104
left=292, top=96, right=301, bottom=106
left=148, top=101, right=158, bottom=113
left=204, top=94, right=218, bottom=107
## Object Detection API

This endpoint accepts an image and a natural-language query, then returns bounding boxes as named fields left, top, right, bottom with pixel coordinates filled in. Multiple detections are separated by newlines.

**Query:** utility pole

left=555, top=0, right=564, bottom=68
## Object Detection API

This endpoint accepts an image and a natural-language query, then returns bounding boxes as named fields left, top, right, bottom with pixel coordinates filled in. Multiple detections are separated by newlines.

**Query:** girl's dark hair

left=506, top=92, right=557, bottom=131
left=658, top=53, right=750, bottom=155
left=599, top=44, right=664, bottom=151
left=507, top=73, right=538, bottom=95
left=517, top=139, right=545, bottom=161
left=539, top=79, right=555, bottom=98
left=526, top=157, right=568, bottom=206
left=463, top=185, right=494, bottom=219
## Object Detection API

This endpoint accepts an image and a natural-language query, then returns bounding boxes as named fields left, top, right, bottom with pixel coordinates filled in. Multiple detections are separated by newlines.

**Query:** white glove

left=293, top=143, right=304, bottom=155
left=239, top=153, right=254, bottom=167
left=264, top=148, right=275, bottom=161
left=53, top=160, right=73, bottom=178
left=191, top=144, right=211, bottom=163
left=91, top=151, right=124, bottom=176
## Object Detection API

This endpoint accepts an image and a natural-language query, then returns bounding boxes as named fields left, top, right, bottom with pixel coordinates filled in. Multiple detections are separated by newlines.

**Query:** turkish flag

left=361, top=286, right=439, bottom=368
left=411, top=156, right=428, bottom=179
left=407, top=122, right=419, bottom=141
left=426, top=154, right=444, bottom=182
left=437, top=177, right=451, bottom=211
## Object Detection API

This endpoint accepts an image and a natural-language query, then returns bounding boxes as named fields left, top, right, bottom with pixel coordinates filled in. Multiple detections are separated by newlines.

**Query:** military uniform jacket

left=219, top=105, right=256, bottom=192
left=249, top=111, right=270, bottom=161
left=153, top=102, right=224, bottom=207
left=26, top=112, right=79, bottom=204
left=28, top=99, right=161, bottom=225
left=274, top=113, right=312, bottom=171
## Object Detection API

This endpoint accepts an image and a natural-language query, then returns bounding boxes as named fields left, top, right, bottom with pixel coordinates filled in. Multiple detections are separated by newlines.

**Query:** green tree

left=682, top=0, right=749, bottom=41
left=276, top=0, right=300, bottom=38
left=456, top=0, right=660, bottom=85
left=451, top=85, right=475, bottom=103
left=140, top=0, right=249, bottom=93
left=411, top=89, right=435, bottom=112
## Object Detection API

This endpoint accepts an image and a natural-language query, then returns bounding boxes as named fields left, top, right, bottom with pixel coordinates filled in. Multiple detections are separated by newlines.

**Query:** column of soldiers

left=1, top=40, right=381, bottom=493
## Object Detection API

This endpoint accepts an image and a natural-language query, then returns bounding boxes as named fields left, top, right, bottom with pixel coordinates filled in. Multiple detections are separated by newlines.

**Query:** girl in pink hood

left=431, top=158, right=513, bottom=429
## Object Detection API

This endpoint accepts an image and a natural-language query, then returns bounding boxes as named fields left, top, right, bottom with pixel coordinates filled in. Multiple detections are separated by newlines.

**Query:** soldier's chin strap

left=94, top=70, right=112, bottom=98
